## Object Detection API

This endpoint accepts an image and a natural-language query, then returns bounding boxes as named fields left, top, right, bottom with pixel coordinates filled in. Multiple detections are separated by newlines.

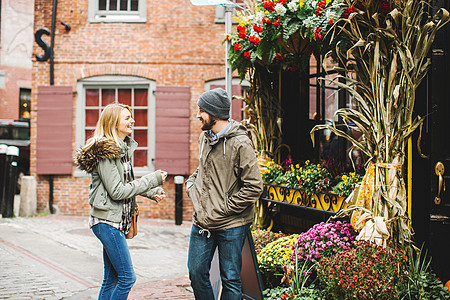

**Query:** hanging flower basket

left=226, top=0, right=348, bottom=79
left=277, top=30, right=312, bottom=55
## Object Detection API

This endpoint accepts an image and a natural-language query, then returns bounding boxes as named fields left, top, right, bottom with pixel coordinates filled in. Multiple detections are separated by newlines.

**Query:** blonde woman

left=75, top=103, right=166, bottom=299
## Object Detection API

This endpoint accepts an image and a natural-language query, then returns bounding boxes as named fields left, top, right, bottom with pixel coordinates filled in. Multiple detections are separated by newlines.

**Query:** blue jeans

left=92, top=223, right=136, bottom=300
left=188, top=224, right=249, bottom=300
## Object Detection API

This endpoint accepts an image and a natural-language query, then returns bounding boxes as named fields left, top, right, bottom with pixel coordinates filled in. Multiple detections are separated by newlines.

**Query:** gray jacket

left=185, top=121, right=263, bottom=231
left=74, top=137, right=163, bottom=222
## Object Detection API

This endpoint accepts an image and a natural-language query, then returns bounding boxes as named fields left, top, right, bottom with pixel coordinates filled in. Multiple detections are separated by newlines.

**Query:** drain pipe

left=50, top=0, right=57, bottom=85
left=48, top=0, right=58, bottom=213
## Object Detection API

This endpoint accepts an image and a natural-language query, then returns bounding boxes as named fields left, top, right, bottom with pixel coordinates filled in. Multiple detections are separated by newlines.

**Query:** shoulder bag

left=126, top=203, right=139, bottom=239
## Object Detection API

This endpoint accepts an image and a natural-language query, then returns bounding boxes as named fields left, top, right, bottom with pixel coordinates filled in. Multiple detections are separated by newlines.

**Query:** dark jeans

left=92, top=223, right=136, bottom=299
left=188, top=224, right=249, bottom=300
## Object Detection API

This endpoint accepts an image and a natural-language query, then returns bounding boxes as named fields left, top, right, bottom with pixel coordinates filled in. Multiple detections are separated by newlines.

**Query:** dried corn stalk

left=312, top=0, right=449, bottom=245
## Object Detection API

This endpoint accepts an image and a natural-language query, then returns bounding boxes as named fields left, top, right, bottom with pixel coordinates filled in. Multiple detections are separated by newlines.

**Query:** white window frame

left=88, top=0, right=147, bottom=23
left=75, top=75, right=156, bottom=177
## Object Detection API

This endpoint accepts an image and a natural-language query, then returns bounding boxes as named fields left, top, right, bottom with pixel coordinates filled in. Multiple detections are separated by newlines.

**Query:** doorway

left=413, top=0, right=450, bottom=283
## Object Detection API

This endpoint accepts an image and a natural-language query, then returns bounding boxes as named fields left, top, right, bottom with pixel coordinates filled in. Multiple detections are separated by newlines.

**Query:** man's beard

left=201, top=116, right=216, bottom=131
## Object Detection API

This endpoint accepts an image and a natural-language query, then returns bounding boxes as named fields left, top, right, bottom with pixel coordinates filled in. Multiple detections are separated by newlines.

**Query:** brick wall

left=0, top=65, right=31, bottom=119
left=31, top=0, right=227, bottom=220
left=0, top=0, right=34, bottom=120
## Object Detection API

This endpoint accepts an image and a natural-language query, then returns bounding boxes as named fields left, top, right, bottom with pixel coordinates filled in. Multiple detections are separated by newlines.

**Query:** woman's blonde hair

left=86, top=103, right=133, bottom=146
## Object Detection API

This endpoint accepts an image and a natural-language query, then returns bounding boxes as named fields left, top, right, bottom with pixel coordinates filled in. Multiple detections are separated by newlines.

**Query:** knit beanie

left=197, top=88, right=231, bottom=120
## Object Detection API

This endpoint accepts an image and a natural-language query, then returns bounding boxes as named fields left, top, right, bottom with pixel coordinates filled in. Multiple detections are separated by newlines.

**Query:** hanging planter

left=226, top=0, right=347, bottom=79
left=277, top=30, right=312, bottom=56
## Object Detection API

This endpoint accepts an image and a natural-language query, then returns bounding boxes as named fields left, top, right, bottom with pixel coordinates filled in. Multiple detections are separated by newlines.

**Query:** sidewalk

left=0, top=215, right=194, bottom=299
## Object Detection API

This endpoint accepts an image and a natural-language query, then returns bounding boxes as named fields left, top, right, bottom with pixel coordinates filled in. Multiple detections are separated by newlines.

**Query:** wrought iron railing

left=261, top=183, right=349, bottom=213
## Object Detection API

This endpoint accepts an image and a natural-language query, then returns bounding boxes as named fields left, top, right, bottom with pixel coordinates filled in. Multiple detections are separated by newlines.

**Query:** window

left=309, top=55, right=359, bottom=171
left=19, top=88, right=31, bottom=119
left=76, top=76, right=156, bottom=177
left=88, top=0, right=146, bottom=23
left=309, top=55, right=341, bottom=122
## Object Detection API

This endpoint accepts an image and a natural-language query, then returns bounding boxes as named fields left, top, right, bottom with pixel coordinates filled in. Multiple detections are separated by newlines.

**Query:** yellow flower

left=326, top=0, right=332, bottom=4
left=299, top=0, right=304, bottom=7
left=290, top=164, right=294, bottom=171
left=296, top=164, right=299, bottom=169
left=233, top=11, right=249, bottom=25
left=317, top=164, right=321, bottom=168
left=305, top=160, right=310, bottom=166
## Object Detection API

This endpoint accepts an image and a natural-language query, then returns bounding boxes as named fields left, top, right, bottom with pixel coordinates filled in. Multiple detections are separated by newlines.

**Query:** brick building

left=31, top=0, right=246, bottom=221
left=0, top=0, right=33, bottom=120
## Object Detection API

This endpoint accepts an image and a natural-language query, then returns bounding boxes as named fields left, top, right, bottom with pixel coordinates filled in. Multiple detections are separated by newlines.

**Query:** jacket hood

left=206, top=120, right=248, bottom=144
left=74, top=138, right=122, bottom=173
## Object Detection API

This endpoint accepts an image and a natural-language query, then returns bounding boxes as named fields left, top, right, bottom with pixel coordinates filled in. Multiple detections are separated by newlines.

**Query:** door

left=428, top=0, right=450, bottom=282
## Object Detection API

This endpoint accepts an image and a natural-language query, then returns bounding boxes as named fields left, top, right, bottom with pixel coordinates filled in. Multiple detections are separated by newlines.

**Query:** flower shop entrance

left=257, top=54, right=353, bottom=233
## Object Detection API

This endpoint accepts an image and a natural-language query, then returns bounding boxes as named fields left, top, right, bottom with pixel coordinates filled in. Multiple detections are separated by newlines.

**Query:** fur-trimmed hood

left=74, top=138, right=123, bottom=173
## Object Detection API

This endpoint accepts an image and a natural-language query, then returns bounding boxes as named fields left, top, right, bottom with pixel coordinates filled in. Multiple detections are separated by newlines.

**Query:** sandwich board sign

left=210, top=231, right=264, bottom=299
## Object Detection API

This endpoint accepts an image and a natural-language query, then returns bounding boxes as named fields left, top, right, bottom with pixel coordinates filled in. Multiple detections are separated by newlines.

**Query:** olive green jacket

left=74, top=137, right=163, bottom=223
left=185, top=121, right=263, bottom=230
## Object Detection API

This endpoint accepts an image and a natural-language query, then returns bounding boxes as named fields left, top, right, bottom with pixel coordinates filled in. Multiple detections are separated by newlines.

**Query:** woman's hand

left=154, top=190, right=166, bottom=203
left=160, top=170, right=168, bottom=181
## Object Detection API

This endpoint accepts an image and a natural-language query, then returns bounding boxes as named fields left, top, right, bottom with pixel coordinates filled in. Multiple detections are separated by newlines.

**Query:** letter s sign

left=35, top=28, right=51, bottom=62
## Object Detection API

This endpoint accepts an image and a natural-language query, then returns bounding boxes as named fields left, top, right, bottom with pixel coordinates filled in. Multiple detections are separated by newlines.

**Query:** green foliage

left=332, top=172, right=362, bottom=197
left=263, top=285, right=322, bottom=300
left=285, top=160, right=333, bottom=195
left=263, top=159, right=363, bottom=196
left=263, top=286, right=291, bottom=300
left=261, top=160, right=287, bottom=184
left=399, top=246, right=450, bottom=299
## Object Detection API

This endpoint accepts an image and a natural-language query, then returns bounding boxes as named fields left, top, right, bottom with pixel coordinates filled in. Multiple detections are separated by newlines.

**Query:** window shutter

left=210, top=84, right=243, bottom=122
left=37, top=86, right=73, bottom=174
left=154, top=86, right=190, bottom=175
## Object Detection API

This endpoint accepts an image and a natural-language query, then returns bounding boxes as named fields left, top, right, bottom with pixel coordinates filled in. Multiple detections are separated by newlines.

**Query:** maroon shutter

left=36, top=86, right=73, bottom=175
left=210, top=84, right=243, bottom=122
left=154, top=86, right=190, bottom=175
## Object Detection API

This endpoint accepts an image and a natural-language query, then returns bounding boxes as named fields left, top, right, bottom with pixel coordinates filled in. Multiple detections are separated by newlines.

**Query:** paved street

left=0, top=215, right=194, bottom=299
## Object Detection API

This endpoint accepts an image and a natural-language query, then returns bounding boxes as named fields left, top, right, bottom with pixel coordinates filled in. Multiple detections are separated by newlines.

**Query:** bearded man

left=185, top=88, right=263, bottom=300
